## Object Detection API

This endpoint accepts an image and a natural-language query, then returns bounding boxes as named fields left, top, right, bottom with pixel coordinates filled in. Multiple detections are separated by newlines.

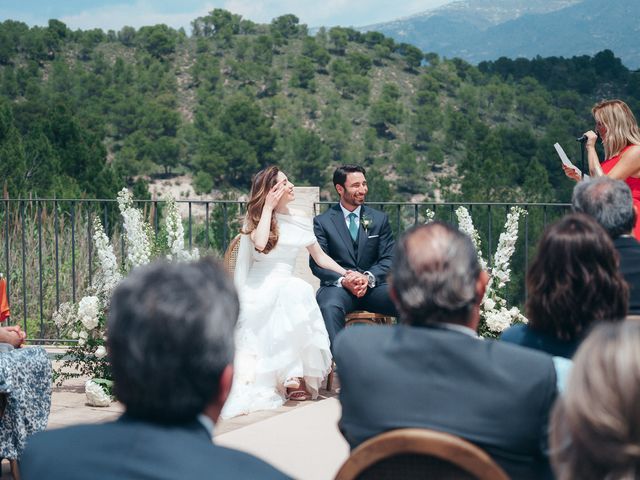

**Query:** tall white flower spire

left=117, top=188, right=151, bottom=268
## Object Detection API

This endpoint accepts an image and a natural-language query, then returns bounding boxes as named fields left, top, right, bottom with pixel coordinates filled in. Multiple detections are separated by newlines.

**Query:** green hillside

left=1, top=11, right=639, bottom=202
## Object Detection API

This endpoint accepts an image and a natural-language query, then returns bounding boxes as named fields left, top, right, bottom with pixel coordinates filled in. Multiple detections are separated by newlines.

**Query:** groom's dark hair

left=333, top=165, right=366, bottom=188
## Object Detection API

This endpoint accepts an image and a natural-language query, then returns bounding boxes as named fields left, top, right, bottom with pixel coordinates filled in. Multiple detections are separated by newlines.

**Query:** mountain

left=361, top=0, right=640, bottom=69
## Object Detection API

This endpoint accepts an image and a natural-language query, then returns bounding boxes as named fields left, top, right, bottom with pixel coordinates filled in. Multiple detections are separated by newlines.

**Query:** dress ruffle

left=221, top=214, right=332, bottom=419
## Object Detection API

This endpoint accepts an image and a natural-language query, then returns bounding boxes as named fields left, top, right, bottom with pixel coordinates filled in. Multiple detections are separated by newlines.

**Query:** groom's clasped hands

left=342, top=270, right=369, bottom=298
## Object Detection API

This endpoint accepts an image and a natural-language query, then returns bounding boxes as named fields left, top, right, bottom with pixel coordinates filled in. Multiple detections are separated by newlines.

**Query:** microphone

left=576, top=132, right=601, bottom=143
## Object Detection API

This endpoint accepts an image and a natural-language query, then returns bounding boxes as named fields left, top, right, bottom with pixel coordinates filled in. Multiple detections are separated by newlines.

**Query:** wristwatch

left=364, top=271, right=376, bottom=288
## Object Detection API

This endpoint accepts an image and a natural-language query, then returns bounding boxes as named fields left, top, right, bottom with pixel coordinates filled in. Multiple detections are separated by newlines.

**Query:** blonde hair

left=592, top=99, right=640, bottom=159
left=550, top=320, right=640, bottom=480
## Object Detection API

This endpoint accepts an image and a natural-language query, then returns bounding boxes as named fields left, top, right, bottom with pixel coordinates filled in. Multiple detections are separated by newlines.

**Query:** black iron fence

left=1, top=198, right=570, bottom=343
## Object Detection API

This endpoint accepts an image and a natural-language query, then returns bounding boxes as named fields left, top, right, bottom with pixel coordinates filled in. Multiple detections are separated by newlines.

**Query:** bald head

left=391, top=222, right=482, bottom=326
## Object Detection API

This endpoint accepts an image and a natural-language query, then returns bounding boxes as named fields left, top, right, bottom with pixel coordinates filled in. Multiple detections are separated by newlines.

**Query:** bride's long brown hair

left=242, top=166, right=280, bottom=254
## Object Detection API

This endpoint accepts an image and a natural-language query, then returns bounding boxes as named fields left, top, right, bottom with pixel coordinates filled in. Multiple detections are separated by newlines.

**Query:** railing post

left=3, top=199, right=9, bottom=302
left=38, top=201, right=44, bottom=341
left=188, top=201, right=193, bottom=249
left=205, top=202, right=210, bottom=249
left=71, top=201, right=76, bottom=303
left=54, top=199, right=60, bottom=309
left=20, top=200, right=27, bottom=331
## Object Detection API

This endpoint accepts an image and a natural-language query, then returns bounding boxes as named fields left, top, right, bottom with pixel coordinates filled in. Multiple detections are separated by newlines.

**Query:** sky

left=0, top=0, right=453, bottom=32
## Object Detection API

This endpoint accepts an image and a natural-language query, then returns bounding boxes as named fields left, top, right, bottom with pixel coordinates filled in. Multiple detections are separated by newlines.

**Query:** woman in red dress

left=564, top=99, right=640, bottom=239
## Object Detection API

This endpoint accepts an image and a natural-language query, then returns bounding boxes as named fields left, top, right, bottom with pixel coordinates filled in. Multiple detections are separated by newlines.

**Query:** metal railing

left=1, top=198, right=571, bottom=343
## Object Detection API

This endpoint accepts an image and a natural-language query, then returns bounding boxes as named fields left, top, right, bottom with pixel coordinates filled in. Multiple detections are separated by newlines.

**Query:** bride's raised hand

left=264, top=178, right=287, bottom=211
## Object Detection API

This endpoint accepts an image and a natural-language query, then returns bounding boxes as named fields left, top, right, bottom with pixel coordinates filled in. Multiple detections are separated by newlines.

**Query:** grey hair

left=107, top=258, right=239, bottom=423
left=572, top=177, right=635, bottom=239
left=391, top=222, right=481, bottom=326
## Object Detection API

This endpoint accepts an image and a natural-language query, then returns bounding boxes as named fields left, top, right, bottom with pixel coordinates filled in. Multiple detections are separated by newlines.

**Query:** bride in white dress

left=221, top=166, right=348, bottom=419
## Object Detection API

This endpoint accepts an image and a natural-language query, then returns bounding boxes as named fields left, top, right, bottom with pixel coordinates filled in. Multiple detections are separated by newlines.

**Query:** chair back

left=335, top=428, right=510, bottom=480
left=223, top=234, right=242, bottom=275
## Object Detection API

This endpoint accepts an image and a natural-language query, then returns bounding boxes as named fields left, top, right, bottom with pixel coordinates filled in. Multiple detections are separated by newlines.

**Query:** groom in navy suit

left=310, top=165, right=398, bottom=346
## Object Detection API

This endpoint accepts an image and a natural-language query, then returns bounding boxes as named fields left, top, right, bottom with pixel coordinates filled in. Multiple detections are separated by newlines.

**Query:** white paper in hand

left=554, top=143, right=589, bottom=178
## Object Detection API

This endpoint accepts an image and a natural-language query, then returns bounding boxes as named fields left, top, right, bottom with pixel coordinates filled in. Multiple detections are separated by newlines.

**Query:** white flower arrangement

left=454, top=206, right=528, bottom=337
left=117, top=188, right=151, bottom=269
left=85, top=379, right=112, bottom=407
left=55, top=189, right=200, bottom=403
left=92, top=217, right=121, bottom=300
left=165, top=196, right=199, bottom=262
left=426, top=206, right=527, bottom=337
left=78, top=296, right=100, bottom=331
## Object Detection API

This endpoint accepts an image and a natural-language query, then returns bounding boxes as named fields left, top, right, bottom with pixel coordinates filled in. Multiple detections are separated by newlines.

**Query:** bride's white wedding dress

left=221, top=213, right=332, bottom=419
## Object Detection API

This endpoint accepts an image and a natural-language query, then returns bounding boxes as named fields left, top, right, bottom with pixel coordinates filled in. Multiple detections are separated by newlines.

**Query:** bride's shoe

left=284, top=377, right=301, bottom=389
left=286, top=389, right=311, bottom=401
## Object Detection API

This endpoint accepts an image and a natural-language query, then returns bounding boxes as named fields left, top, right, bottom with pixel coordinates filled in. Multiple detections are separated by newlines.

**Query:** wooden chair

left=223, top=234, right=242, bottom=275
left=326, top=311, right=394, bottom=391
left=335, top=428, right=510, bottom=480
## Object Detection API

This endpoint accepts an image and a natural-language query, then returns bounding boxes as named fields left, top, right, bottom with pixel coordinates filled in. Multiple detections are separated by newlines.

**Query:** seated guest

left=572, top=176, right=640, bottom=314
left=551, top=320, right=640, bottom=480
left=335, top=222, right=558, bottom=480
left=0, top=324, right=26, bottom=352
left=501, top=213, right=628, bottom=358
left=21, top=259, right=288, bottom=480
left=0, top=334, right=51, bottom=468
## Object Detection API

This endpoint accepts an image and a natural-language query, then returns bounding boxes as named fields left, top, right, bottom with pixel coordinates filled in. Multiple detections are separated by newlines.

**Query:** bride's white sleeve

left=233, top=233, right=253, bottom=291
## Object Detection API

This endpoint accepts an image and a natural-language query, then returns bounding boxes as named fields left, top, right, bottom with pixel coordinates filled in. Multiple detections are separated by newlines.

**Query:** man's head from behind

left=391, top=222, right=488, bottom=328
left=572, top=177, right=635, bottom=239
left=107, top=258, right=239, bottom=424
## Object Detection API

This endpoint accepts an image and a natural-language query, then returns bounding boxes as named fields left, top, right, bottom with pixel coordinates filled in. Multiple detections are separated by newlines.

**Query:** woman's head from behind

left=526, top=213, right=627, bottom=340
left=551, top=320, right=640, bottom=480
left=592, top=99, right=640, bottom=158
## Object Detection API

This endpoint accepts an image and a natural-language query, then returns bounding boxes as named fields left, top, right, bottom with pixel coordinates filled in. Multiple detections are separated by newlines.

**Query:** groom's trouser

left=316, top=284, right=398, bottom=350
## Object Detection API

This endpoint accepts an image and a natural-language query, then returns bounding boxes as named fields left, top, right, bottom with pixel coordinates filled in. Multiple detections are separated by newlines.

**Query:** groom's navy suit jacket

left=21, top=414, right=289, bottom=480
left=310, top=204, right=394, bottom=285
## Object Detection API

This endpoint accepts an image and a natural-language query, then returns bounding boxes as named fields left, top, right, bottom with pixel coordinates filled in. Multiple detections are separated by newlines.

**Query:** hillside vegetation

left=1, top=11, right=640, bottom=203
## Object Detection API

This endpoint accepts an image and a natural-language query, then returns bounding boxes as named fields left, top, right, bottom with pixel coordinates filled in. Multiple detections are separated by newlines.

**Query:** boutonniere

left=361, top=215, right=373, bottom=232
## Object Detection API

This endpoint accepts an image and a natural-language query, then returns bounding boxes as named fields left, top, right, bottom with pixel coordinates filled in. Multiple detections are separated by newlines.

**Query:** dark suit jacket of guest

left=310, top=204, right=394, bottom=285
left=615, top=235, right=640, bottom=315
left=334, top=324, right=558, bottom=480
left=500, top=323, right=579, bottom=358
left=21, top=415, right=289, bottom=480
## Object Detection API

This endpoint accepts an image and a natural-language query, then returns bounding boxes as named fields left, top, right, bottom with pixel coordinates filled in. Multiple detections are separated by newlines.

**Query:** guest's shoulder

left=492, top=333, right=556, bottom=368
left=499, top=323, right=529, bottom=342
left=334, top=323, right=392, bottom=359
left=214, top=445, right=290, bottom=478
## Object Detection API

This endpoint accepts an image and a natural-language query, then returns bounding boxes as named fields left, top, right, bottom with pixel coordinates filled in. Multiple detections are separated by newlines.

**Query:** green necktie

left=348, top=212, right=358, bottom=241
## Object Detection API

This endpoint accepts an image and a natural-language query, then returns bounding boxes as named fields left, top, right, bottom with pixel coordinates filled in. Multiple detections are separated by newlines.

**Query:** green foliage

left=270, top=14, right=302, bottom=43
left=193, top=171, right=214, bottom=194
left=279, top=128, right=330, bottom=185
left=290, top=56, right=316, bottom=89
left=329, top=27, right=348, bottom=55
left=369, top=83, right=403, bottom=137
left=397, top=42, right=423, bottom=71
left=0, top=13, right=638, bottom=208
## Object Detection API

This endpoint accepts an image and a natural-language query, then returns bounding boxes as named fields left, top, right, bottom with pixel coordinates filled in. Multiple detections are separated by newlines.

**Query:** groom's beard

left=342, top=190, right=367, bottom=208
